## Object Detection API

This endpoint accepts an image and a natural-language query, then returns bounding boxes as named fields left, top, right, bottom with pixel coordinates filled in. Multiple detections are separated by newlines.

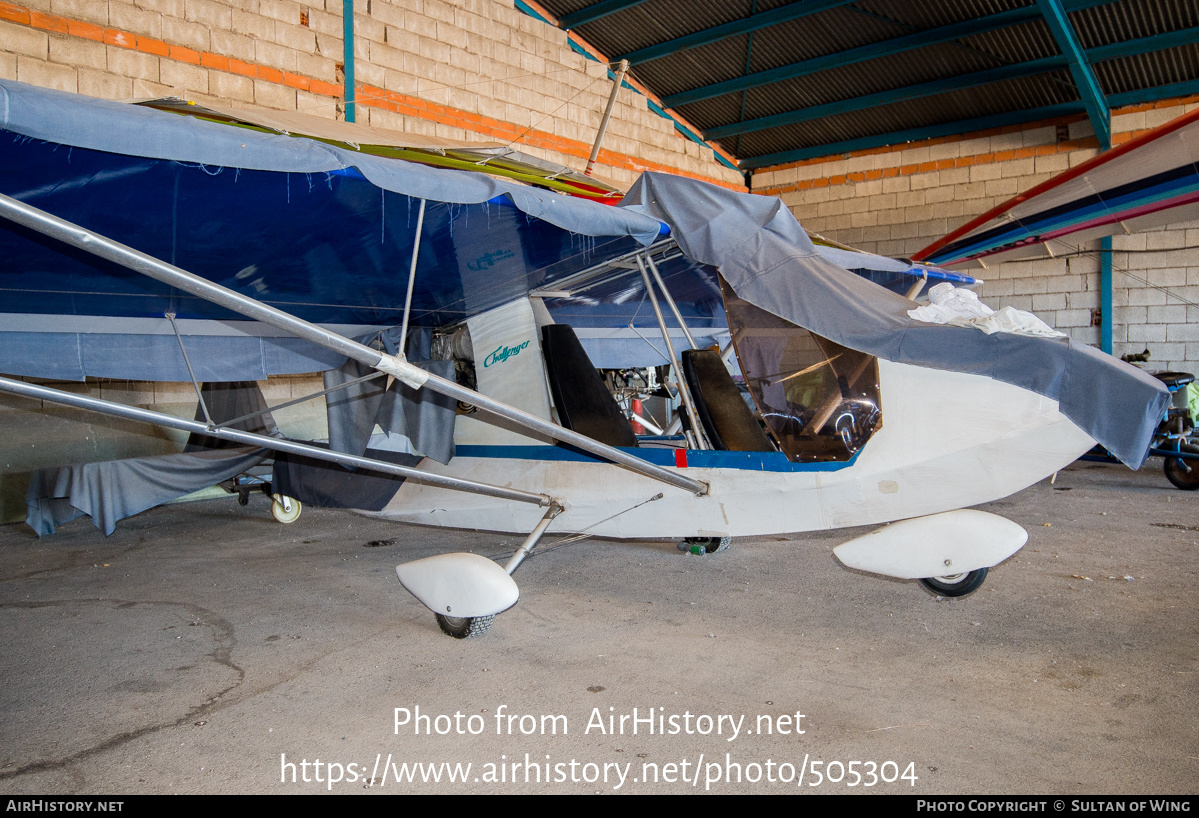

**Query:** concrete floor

left=0, top=460, right=1196, bottom=794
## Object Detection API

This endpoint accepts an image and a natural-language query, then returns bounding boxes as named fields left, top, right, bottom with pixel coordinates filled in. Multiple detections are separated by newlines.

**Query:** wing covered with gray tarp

left=620, top=173, right=1169, bottom=468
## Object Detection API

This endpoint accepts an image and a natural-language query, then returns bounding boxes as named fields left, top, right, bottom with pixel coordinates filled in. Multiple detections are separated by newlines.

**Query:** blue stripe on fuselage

left=454, top=444, right=859, bottom=472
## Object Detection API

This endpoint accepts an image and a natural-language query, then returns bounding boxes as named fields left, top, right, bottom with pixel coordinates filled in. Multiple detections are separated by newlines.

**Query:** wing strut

left=164, top=311, right=214, bottom=425
left=397, top=198, right=426, bottom=358
left=0, top=376, right=553, bottom=507
left=0, top=193, right=708, bottom=497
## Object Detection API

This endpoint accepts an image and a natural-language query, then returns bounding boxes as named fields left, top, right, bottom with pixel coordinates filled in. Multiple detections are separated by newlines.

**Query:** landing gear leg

left=428, top=502, right=563, bottom=639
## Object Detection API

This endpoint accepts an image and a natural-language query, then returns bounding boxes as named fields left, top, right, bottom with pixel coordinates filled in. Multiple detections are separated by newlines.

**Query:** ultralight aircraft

left=0, top=79, right=1171, bottom=637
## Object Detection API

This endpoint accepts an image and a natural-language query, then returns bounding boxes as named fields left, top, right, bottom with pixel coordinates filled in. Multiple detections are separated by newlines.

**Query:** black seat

left=542, top=325, right=636, bottom=448
left=1154, top=371, right=1195, bottom=389
left=682, top=348, right=774, bottom=451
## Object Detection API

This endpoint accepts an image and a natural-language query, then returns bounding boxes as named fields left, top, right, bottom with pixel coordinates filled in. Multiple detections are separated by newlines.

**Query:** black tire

left=1163, top=445, right=1199, bottom=490
left=435, top=614, right=495, bottom=639
left=683, top=536, right=731, bottom=554
left=920, top=567, right=988, bottom=597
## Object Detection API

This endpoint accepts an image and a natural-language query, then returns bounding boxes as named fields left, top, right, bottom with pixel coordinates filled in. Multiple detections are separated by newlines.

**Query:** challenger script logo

left=483, top=340, right=530, bottom=368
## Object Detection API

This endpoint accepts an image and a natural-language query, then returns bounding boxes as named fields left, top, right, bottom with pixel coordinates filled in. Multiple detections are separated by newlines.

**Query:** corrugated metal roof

left=1070, top=0, right=1199, bottom=47
left=852, top=0, right=1029, bottom=29
left=957, top=20, right=1060, bottom=64
left=729, top=71, right=1080, bottom=158
left=1097, top=45, right=1199, bottom=95
left=533, top=0, right=1199, bottom=171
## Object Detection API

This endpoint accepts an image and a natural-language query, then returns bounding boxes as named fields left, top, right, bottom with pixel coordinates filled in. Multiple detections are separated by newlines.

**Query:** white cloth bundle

left=909, top=282, right=1066, bottom=338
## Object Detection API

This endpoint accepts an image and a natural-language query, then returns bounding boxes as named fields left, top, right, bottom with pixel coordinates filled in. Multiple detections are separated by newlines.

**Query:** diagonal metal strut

left=0, top=376, right=553, bottom=507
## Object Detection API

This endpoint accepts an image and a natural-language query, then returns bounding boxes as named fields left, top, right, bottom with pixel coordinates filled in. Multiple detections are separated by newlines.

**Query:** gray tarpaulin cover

left=620, top=173, right=1170, bottom=468
left=25, top=447, right=268, bottom=536
left=26, top=383, right=274, bottom=535
left=324, top=329, right=457, bottom=464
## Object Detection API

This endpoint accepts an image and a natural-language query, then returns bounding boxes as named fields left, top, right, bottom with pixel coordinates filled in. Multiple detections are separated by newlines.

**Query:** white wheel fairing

left=832, top=510, right=1028, bottom=579
left=395, top=553, right=519, bottom=618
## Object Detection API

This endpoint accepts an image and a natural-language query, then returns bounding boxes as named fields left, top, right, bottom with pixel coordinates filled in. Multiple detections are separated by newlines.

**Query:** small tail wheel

left=270, top=494, right=302, bottom=524
left=1163, top=444, right=1199, bottom=490
left=677, top=536, right=731, bottom=554
left=920, top=567, right=988, bottom=597
left=435, top=614, right=494, bottom=639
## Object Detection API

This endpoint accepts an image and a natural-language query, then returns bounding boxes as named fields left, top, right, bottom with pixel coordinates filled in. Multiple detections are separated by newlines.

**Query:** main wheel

left=435, top=613, right=495, bottom=639
left=1164, top=445, right=1199, bottom=490
left=920, top=567, right=988, bottom=597
left=679, top=536, right=731, bottom=554
left=271, top=495, right=302, bottom=524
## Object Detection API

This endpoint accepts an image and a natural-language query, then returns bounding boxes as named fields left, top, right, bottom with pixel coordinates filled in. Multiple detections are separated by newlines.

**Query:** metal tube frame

left=219, top=369, right=387, bottom=430
left=398, top=198, right=426, bottom=358
left=0, top=193, right=708, bottom=497
left=1149, top=446, right=1199, bottom=462
left=164, top=311, right=213, bottom=426
left=635, top=255, right=709, bottom=449
left=643, top=253, right=699, bottom=350
left=0, top=376, right=552, bottom=506
left=503, top=502, right=564, bottom=575
left=586, top=59, right=629, bottom=177
left=528, top=237, right=679, bottom=300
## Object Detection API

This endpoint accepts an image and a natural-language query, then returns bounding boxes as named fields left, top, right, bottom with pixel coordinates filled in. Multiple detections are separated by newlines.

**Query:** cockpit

left=719, top=277, right=882, bottom=462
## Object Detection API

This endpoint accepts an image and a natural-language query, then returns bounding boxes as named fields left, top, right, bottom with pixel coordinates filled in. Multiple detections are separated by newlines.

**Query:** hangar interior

left=0, top=0, right=1197, bottom=795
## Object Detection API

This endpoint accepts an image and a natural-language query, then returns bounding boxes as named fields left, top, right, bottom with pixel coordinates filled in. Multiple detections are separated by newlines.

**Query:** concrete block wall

left=0, top=0, right=742, bottom=189
left=752, top=98, right=1199, bottom=373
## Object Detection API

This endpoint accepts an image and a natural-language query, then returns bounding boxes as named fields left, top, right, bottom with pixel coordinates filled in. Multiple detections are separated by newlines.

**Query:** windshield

left=721, top=277, right=882, bottom=462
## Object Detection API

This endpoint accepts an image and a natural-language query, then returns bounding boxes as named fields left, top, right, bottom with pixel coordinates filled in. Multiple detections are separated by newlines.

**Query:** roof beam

left=1035, top=0, right=1110, bottom=149
left=1086, top=24, right=1199, bottom=62
left=618, top=0, right=858, bottom=66
left=634, top=0, right=1114, bottom=76
left=705, top=56, right=1067, bottom=140
left=741, top=103, right=1085, bottom=169
left=560, top=0, right=650, bottom=29
left=660, top=5, right=1040, bottom=109
left=1109, top=78, right=1199, bottom=108
left=705, top=25, right=1186, bottom=144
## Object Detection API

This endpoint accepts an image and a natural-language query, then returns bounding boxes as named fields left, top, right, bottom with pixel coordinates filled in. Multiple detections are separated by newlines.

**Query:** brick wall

left=0, top=0, right=743, bottom=189
left=753, top=98, right=1199, bottom=373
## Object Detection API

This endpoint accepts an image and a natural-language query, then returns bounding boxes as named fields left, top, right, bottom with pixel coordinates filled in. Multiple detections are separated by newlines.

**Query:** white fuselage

left=363, top=360, right=1095, bottom=539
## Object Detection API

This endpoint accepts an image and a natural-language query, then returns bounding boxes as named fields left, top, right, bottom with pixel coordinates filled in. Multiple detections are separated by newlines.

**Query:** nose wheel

left=920, top=568, right=988, bottom=597
left=435, top=614, right=495, bottom=639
